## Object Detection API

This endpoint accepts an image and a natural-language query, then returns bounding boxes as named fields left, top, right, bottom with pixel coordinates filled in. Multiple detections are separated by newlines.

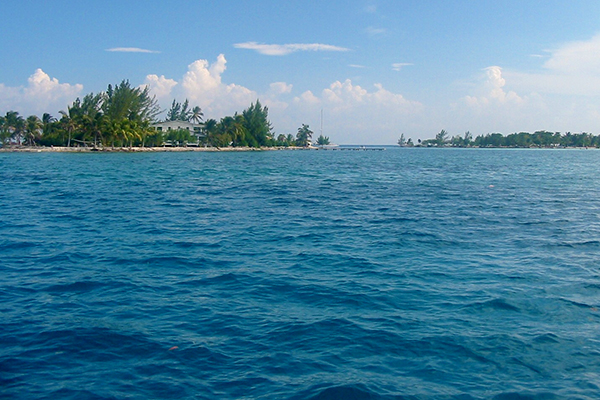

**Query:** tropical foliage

left=0, top=83, right=305, bottom=148
left=421, top=129, right=600, bottom=148
left=316, top=134, right=330, bottom=145
left=295, top=124, right=313, bottom=147
left=201, top=100, right=275, bottom=148
left=0, top=80, right=162, bottom=148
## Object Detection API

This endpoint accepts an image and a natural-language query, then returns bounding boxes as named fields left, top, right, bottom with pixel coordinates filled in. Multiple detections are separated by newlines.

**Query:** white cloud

left=0, top=69, right=83, bottom=116
left=295, top=90, right=320, bottom=105
left=268, top=82, right=293, bottom=95
left=349, top=64, right=366, bottom=69
left=507, top=34, right=600, bottom=96
left=106, top=47, right=160, bottom=54
left=543, top=35, right=600, bottom=74
left=233, top=42, right=350, bottom=56
left=180, top=54, right=256, bottom=115
left=285, top=79, right=423, bottom=143
left=448, top=66, right=554, bottom=134
left=140, top=56, right=423, bottom=143
left=143, top=54, right=258, bottom=118
left=142, top=75, right=178, bottom=98
left=464, top=66, right=524, bottom=107
left=447, top=35, right=600, bottom=135
left=392, top=63, right=413, bottom=71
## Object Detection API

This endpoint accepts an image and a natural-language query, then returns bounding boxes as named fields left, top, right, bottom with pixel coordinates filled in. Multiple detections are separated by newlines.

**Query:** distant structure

left=152, top=120, right=204, bottom=137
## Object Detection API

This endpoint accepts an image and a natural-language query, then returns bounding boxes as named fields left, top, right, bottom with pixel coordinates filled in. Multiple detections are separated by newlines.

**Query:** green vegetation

left=201, top=100, right=275, bottom=148
left=421, top=130, right=600, bottom=148
left=1, top=81, right=162, bottom=148
left=295, top=124, right=313, bottom=147
left=316, top=134, right=330, bottom=146
left=0, top=79, right=317, bottom=149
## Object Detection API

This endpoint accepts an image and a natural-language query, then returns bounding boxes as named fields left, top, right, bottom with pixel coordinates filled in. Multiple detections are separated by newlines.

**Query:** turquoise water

left=1, top=148, right=600, bottom=399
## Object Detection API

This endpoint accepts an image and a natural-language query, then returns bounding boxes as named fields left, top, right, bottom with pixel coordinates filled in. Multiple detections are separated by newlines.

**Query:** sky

left=2, top=0, right=600, bottom=144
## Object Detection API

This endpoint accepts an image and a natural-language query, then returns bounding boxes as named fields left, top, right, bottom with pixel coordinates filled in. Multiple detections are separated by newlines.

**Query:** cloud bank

left=506, top=34, right=600, bottom=96
left=5, top=34, right=600, bottom=144
left=139, top=54, right=423, bottom=143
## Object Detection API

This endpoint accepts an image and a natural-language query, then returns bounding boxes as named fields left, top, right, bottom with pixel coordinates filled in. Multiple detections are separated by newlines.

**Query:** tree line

left=404, top=130, right=600, bottom=148
left=0, top=80, right=318, bottom=149
left=0, top=81, right=162, bottom=148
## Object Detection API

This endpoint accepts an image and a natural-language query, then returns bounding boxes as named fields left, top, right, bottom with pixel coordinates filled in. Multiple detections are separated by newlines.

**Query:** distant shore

left=0, top=146, right=311, bottom=153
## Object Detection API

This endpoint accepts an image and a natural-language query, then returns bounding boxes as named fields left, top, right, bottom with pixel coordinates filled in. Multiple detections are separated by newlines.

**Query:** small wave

left=44, top=388, right=118, bottom=400
left=558, top=297, right=594, bottom=309
left=492, top=391, right=560, bottom=400
left=555, top=240, right=600, bottom=248
left=307, top=385, right=382, bottom=400
left=44, top=280, right=104, bottom=293
left=532, top=333, right=560, bottom=344
left=466, top=298, right=521, bottom=313
left=287, top=384, right=386, bottom=400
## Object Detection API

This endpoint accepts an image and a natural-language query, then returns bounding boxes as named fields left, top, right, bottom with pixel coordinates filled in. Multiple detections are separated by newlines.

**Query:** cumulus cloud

left=233, top=42, right=350, bottom=56
left=180, top=54, right=256, bottom=114
left=0, top=69, right=83, bottom=115
left=449, top=65, right=554, bottom=134
left=464, top=66, right=524, bottom=107
left=142, top=54, right=257, bottom=118
left=142, top=75, right=178, bottom=98
left=268, top=82, right=293, bottom=95
left=287, top=79, right=423, bottom=143
left=140, top=55, right=422, bottom=143
left=106, top=47, right=160, bottom=53
left=295, top=90, right=320, bottom=105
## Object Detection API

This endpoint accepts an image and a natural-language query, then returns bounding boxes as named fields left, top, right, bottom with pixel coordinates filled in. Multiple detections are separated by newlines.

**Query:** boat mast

left=320, top=109, right=323, bottom=138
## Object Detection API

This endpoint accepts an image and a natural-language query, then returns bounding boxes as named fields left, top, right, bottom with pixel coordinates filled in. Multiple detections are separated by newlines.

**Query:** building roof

left=152, top=120, right=204, bottom=130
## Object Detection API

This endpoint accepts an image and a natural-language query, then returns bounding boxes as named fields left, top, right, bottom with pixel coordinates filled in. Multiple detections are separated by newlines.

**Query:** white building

left=152, top=120, right=204, bottom=136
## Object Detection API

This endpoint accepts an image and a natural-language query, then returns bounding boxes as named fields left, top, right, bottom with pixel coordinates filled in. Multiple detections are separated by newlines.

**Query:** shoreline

left=0, top=146, right=312, bottom=153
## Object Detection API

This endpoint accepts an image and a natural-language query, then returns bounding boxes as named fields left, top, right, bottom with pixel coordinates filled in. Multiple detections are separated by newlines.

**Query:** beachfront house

left=152, top=120, right=205, bottom=145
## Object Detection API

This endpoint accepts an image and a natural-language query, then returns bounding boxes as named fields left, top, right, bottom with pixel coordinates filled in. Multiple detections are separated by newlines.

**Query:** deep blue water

left=1, top=148, right=600, bottom=400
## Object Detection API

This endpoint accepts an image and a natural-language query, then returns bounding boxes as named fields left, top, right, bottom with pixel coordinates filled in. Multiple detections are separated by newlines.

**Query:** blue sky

left=2, top=1, right=600, bottom=144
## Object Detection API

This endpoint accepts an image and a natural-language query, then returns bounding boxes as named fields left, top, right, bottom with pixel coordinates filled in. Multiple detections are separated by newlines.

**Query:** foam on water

left=1, top=148, right=600, bottom=399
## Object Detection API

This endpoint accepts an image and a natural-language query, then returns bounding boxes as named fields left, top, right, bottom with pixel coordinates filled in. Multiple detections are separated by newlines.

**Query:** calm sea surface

left=1, top=148, right=600, bottom=399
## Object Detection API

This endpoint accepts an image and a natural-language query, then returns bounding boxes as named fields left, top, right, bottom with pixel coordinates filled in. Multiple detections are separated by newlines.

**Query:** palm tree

left=24, top=115, right=42, bottom=146
left=179, top=99, right=191, bottom=121
left=42, top=113, right=56, bottom=137
left=0, top=115, right=8, bottom=144
left=190, top=106, right=204, bottom=124
left=296, top=124, right=313, bottom=147
left=316, top=134, right=330, bottom=145
left=435, top=129, right=449, bottom=146
left=397, top=133, right=406, bottom=146
left=231, top=114, right=247, bottom=146
left=203, top=118, right=218, bottom=146
left=59, top=111, right=77, bottom=147
left=4, top=111, right=25, bottom=145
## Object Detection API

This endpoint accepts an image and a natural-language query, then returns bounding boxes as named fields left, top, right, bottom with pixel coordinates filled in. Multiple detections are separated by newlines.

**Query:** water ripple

left=1, top=149, right=600, bottom=399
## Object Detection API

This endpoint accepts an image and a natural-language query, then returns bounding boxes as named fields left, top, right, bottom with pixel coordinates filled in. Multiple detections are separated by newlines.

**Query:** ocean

left=1, top=148, right=599, bottom=399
